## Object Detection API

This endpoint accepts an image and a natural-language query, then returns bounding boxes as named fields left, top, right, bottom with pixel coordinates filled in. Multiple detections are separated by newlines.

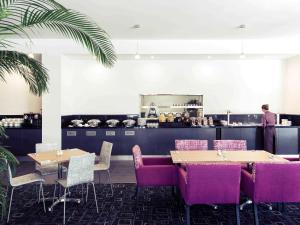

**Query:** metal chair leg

left=185, top=204, right=190, bottom=225
left=91, top=182, right=99, bottom=213
left=107, top=170, right=113, bottom=195
left=40, top=182, right=46, bottom=213
left=236, top=204, right=240, bottom=225
left=63, top=188, right=66, bottom=225
left=98, top=172, right=101, bottom=185
left=7, top=187, right=14, bottom=223
left=240, top=199, right=252, bottom=210
left=81, top=184, right=84, bottom=202
left=53, top=183, right=57, bottom=205
left=135, top=186, right=140, bottom=209
left=38, top=183, right=41, bottom=203
left=86, top=183, right=89, bottom=202
left=253, top=203, right=259, bottom=225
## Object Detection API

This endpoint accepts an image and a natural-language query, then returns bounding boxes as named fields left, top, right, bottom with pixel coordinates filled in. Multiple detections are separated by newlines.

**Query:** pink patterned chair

left=175, top=140, right=208, bottom=151
left=213, top=140, right=247, bottom=151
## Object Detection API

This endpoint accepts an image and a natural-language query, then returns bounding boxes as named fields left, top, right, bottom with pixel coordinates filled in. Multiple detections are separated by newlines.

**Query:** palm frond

left=0, top=1, right=116, bottom=67
left=0, top=51, right=48, bottom=95
left=21, top=9, right=116, bottom=67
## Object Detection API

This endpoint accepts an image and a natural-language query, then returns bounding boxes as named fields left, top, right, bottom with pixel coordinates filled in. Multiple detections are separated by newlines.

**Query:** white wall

left=283, top=56, right=300, bottom=113
left=0, top=75, right=41, bottom=115
left=2, top=38, right=291, bottom=146
left=42, top=54, right=62, bottom=146
left=61, top=56, right=283, bottom=114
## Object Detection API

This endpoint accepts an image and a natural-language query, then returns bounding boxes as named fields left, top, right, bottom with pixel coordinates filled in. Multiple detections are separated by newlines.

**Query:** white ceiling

left=52, top=0, right=300, bottom=40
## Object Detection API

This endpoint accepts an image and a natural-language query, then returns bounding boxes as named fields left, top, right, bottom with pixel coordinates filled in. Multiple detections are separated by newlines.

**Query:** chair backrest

left=185, top=163, right=241, bottom=205
left=99, top=141, right=113, bottom=168
left=67, top=153, right=95, bottom=187
left=1, top=159, right=13, bottom=185
left=252, top=162, right=300, bottom=203
left=36, top=143, right=59, bottom=152
left=175, top=140, right=208, bottom=151
left=35, top=143, right=59, bottom=169
left=213, top=140, right=247, bottom=151
left=132, top=145, right=143, bottom=169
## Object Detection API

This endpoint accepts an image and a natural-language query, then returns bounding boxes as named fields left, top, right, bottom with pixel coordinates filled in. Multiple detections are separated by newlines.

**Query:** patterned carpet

left=1, top=184, right=300, bottom=225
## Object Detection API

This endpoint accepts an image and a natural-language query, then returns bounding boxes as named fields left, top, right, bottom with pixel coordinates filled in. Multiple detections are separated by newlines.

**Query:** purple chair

left=175, top=140, right=208, bottom=151
left=241, top=162, right=300, bottom=225
left=213, top=140, right=247, bottom=151
left=132, top=145, right=177, bottom=201
left=179, top=163, right=241, bottom=225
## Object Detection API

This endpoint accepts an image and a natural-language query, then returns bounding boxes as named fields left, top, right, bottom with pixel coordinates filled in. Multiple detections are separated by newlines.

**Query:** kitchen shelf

left=141, top=105, right=203, bottom=109
left=140, top=94, right=204, bottom=117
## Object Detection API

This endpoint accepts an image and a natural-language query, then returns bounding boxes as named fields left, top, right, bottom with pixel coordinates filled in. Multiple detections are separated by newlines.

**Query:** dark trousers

left=264, top=126, right=276, bottom=154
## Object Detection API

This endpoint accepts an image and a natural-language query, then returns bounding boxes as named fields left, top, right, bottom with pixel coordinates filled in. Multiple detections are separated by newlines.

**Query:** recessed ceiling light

left=150, top=56, right=155, bottom=59
left=134, top=54, right=141, bottom=60
left=239, top=53, right=246, bottom=59
left=207, top=55, right=212, bottom=59
left=28, top=53, right=34, bottom=58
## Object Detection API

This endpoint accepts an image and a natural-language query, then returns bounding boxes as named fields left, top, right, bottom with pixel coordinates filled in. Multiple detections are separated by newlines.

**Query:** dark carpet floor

left=1, top=184, right=300, bottom=225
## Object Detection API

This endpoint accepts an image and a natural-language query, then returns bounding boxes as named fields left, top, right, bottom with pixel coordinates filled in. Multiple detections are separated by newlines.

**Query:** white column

left=42, top=54, right=62, bottom=147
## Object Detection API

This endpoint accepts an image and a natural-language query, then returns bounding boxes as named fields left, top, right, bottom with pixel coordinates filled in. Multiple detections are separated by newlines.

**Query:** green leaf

left=0, top=51, right=49, bottom=95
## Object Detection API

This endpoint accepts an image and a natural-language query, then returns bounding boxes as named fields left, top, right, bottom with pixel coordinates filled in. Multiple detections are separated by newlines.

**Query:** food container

left=147, top=122, right=159, bottom=128
left=167, top=113, right=174, bottom=122
left=87, top=119, right=101, bottom=127
left=159, top=113, right=166, bottom=123
left=106, top=119, right=119, bottom=127
left=137, top=118, right=146, bottom=127
left=123, top=119, right=136, bottom=128
left=71, top=119, right=83, bottom=126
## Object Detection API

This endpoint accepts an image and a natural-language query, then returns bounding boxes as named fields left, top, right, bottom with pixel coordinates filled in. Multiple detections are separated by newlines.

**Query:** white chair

left=94, top=141, right=113, bottom=195
left=35, top=143, right=60, bottom=176
left=53, top=153, right=98, bottom=225
left=5, top=159, right=46, bottom=223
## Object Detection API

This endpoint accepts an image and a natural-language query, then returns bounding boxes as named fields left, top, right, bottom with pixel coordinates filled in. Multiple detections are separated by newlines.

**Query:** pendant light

left=25, top=41, right=35, bottom=58
left=132, top=24, right=141, bottom=60
left=134, top=40, right=140, bottom=60
left=238, top=24, right=246, bottom=59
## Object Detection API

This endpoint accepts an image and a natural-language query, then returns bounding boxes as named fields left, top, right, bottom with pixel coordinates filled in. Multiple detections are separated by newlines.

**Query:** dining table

left=170, top=150, right=289, bottom=164
left=28, top=148, right=89, bottom=210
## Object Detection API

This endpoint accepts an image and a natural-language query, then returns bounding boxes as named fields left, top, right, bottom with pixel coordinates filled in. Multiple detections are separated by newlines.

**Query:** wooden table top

left=28, top=148, right=89, bottom=165
left=170, top=150, right=289, bottom=164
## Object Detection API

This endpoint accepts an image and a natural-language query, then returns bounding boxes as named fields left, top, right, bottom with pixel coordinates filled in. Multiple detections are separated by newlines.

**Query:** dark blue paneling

left=3, top=128, right=42, bottom=156
left=276, top=128, right=299, bottom=154
left=220, top=127, right=263, bottom=150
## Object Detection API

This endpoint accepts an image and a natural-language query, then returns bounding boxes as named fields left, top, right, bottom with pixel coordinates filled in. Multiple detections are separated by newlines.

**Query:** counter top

left=61, top=125, right=299, bottom=129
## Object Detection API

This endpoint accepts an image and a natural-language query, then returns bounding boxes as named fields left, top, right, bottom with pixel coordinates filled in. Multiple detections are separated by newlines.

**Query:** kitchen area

left=1, top=41, right=300, bottom=158
left=60, top=94, right=299, bottom=156
left=2, top=93, right=295, bottom=157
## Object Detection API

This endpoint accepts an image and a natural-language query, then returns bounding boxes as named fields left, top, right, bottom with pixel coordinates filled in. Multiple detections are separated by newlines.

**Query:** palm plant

left=0, top=0, right=116, bottom=218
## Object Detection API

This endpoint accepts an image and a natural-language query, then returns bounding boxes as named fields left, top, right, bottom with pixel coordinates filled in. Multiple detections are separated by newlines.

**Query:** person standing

left=261, top=104, right=276, bottom=153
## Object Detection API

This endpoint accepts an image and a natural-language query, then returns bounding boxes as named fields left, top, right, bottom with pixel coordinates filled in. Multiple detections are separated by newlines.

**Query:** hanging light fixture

left=134, top=40, right=140, bottom=60
left=25, top=41, right=35, bottom=58
left=238, top=24, right=246, bottom=59
left=132, top=24, right=141, bottom=60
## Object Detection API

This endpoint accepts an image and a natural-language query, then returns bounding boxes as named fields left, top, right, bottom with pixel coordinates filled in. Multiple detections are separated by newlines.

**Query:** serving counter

left=62, top=126, right=300, bottom=156
left=3, top=126, right=298, bottom=156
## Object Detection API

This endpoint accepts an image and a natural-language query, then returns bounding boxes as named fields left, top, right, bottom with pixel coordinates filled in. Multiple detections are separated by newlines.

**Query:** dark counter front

left=1, top=128, right=42, bottom=156
left=1, top=126, right=297, bottom=156
left=62, top=127, right=299, bottom=155
left=62, top=127, right=217, bottom=155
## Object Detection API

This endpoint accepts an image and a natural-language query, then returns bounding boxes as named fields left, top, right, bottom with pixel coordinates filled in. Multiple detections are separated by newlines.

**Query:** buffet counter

left=62, top=126, right=299, bottom=156
left=2, top=128, right=42, bottom=156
